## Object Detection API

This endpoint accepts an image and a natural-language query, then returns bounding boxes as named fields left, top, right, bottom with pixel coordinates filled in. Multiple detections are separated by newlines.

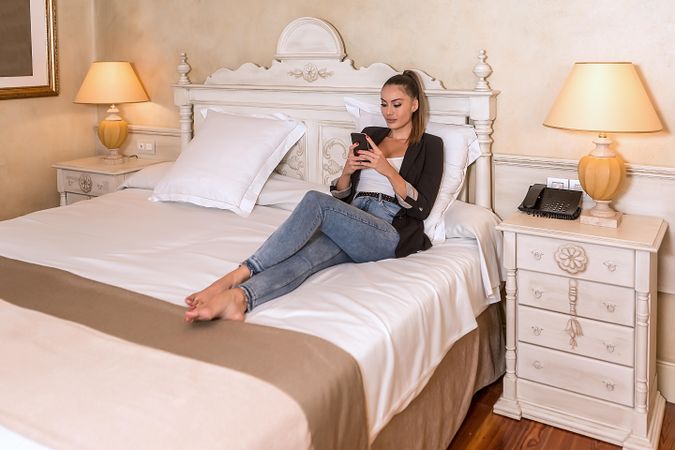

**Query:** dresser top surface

left=53, top=156, right=161, bottom=175
left=498, top=212, right=668, bottom=252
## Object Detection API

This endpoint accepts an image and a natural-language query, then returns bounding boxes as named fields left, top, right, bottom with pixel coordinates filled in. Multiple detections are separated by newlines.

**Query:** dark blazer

left=335, top=126, right=444, bottom=258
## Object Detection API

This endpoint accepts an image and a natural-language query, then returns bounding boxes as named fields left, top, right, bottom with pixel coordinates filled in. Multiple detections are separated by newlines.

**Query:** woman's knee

left=299, top=190, right=330, bottom=207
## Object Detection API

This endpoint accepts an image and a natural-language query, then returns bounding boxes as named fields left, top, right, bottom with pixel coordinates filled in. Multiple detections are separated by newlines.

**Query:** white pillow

left=119, top=161, right=173, bottom=190
left=344, top=97, right=481, bottom=243
left=151, top=112, right=305, bottom=216
left=444, top=200, right=504, bottom=301
left=257, top=173, right=330, bottom=211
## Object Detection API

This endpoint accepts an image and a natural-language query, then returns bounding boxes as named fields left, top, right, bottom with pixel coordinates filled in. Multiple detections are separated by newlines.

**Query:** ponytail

left=383, top=70, right=429, bottom=145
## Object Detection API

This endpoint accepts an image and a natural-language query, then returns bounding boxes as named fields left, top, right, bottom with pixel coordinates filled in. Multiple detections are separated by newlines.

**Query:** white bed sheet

left=0, top=188, right=498, bottom=440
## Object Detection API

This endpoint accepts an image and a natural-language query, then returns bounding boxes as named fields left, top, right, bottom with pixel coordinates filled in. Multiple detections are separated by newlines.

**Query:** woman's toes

left=184, top=289, right=247, bottom=323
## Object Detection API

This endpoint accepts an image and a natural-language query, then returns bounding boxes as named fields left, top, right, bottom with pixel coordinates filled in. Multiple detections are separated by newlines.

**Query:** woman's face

left=380, top=84, right=418, bottom=132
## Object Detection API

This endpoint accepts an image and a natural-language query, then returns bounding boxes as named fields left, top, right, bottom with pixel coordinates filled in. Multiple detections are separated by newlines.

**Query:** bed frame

left=172, top=16, right=499, bottom=209
left=170, top=19, right=504, bottom=448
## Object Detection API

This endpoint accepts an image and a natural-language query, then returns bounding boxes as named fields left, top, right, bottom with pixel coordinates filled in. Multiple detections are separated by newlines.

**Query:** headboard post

left=472, top=50, right=492, bottom=92
left=175, top=53, right=194, bottom=149
left=473, top=118, right=496, bottom=210
left=471, top=50, right=497, bottom=210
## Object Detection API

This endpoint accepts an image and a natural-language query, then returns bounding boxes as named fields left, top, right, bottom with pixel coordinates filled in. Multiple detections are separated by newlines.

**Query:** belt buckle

left=376, top=193, right=384, bottom=202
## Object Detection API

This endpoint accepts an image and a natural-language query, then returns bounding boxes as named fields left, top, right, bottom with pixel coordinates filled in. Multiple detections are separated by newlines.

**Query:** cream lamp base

left=102, top=148, right=124, bottom=165
left=580, top=207, right=623, bottom=228
left=97, top=105, right=128, bottom=165
left=578, top=135, right=625, bottom=228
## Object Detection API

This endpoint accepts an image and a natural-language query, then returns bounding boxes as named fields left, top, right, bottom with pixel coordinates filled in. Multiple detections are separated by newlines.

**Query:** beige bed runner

left=0, top=256, right=369, bottom=450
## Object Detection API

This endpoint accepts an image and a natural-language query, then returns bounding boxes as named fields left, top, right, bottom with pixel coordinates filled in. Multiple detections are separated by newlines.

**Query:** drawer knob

left=78, top=173, right=93, bottom=193
left=531, top=250, right=544, bottom=261
left=603, top=261, right=617, bottom=272
left=532, top=360, right=544, bottom=370
left=554, top=244, right=588, bottom=274
left=602, top=380, right=616, bottom=391
left=532, top=288, right=543, bottom=299
left=603, top=342, right=616, bottom=353
left=603, top=302, right=616, bottom=313
left=531, top=326, right=543, bottom=336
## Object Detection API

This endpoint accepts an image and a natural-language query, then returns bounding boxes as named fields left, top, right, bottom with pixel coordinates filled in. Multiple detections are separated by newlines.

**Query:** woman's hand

left=357, top=135, right=396, bottom=177
left=334, top=142, right=363, bottom=190
left=341, top=142, right=364, bottom=177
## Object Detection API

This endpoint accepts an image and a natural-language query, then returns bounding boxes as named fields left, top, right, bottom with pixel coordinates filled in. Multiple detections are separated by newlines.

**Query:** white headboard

left=173, top=17, right=499, bottom=209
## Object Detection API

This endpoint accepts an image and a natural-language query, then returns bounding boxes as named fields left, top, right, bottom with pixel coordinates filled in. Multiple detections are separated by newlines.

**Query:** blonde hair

left=383, top=70, right=429, bottom=145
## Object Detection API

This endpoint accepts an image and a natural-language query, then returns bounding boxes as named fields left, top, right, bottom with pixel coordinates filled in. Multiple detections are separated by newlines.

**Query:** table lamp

left=544, top=62, right=662, bottom=227
left=75, top=61, right=149, bottom=164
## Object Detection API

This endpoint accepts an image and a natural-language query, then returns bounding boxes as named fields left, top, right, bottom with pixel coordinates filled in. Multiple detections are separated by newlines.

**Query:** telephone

left=518, top=184, right=582, bottom=220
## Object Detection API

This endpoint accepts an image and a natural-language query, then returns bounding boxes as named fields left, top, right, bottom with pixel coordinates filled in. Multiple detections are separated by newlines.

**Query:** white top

left=356, top=157, right=403, bottom=196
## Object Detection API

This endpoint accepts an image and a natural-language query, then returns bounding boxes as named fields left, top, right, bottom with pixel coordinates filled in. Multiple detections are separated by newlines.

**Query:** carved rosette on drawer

left=554, top=243, right=588, bottom=274
left=78, top=173, right=93, bottom=194
left=552, top=244, right=588, bottom=350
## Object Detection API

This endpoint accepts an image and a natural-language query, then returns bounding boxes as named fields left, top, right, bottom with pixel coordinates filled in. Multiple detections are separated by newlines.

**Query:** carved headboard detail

left=173, top=17, right=498, bottom=208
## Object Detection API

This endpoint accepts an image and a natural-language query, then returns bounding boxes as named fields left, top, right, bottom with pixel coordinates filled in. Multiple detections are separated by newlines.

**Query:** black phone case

left=351, top=133, right=371, bottom=152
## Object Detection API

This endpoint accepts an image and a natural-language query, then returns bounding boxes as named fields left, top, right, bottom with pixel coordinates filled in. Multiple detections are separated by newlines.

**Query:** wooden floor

left=447, top=378, right=674, bottom=450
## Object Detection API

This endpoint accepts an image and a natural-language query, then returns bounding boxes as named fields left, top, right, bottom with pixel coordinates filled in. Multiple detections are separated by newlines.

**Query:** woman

left=185, top=71, right=443, bottom=322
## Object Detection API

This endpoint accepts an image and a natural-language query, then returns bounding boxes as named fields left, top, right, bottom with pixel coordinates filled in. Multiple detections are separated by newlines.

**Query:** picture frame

left=0, top=0, right=58, bottom=100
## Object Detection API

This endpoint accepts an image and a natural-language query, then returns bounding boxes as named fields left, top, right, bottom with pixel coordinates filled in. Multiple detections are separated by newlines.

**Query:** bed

left=0, top=17, right=503, bottom=450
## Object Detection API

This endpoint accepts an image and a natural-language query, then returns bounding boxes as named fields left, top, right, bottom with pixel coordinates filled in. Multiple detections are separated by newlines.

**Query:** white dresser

left=493, top=212, right=668, bottom=449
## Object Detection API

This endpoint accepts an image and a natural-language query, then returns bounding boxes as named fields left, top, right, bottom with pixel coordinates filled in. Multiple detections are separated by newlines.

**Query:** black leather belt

left=354, top=191, right=398, bottom=204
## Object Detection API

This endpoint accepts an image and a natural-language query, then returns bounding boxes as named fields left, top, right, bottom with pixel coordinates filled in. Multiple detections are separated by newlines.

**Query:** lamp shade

left=74, top=61, right=148, bottom=105
left=543, top=62, right=662, bottom=133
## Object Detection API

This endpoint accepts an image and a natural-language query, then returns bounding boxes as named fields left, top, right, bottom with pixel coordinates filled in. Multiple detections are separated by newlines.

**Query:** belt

left=354, top=191, right=398, bottom=204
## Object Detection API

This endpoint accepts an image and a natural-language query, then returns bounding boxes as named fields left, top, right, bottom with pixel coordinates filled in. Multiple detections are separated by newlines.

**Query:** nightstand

left=53, top=156, right=160, bottom=206
left=493, top=212, right=668, bottom=450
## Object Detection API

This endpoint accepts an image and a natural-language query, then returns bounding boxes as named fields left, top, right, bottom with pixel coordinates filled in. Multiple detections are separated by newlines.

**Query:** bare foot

left=184, top=287, right=248, bottom=322
left=185, top=265, right=252, bottom=308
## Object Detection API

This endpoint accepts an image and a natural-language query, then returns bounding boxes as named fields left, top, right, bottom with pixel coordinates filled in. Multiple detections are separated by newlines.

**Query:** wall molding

left=494, top=154, right=675, bottom=180
left=128, top=124, right=182, bottom=137
left=657, top=360, right=675, bottom=403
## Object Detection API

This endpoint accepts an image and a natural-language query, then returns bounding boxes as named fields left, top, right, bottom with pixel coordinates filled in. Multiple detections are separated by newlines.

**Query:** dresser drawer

left=517, top=342, right=634, bottom=407
left=62, top=170, right=116, bottom=197
left=518, top=306, right=634, bottom=366
left=518, top=270, right=634, bottom=326
left=517, top=234, right=634, bottom=287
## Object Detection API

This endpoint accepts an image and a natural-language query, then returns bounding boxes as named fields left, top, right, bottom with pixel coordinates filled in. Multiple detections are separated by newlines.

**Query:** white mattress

left=0, top=188, right=499, bottom=441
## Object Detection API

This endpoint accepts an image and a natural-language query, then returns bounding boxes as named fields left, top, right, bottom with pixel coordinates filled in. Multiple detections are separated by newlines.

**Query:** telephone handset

left=518, top=183, right=582, bottom=220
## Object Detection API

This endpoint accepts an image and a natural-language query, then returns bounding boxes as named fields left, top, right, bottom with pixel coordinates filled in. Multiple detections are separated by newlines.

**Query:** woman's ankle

left=235, top=264, right=252, bottom=284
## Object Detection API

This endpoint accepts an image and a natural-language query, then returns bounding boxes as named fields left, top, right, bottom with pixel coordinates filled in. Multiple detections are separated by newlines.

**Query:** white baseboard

left=657, top=360, right=675, bottom=403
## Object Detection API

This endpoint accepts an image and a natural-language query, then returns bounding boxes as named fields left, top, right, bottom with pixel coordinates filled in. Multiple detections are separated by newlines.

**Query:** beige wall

left=97, top=0, right=674, bottom=168
left=0, top=0, right=96, bottom=220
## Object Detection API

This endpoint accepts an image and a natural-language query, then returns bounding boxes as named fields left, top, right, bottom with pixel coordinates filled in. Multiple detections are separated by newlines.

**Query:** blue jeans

left=240, top=191, right=401, bottom=310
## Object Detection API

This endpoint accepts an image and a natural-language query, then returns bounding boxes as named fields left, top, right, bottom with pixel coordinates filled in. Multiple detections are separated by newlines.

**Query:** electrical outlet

left=136, top=141, right=156, bottom=155
left=569, top=179, right=583, bottom=191
left=546, top=177, right=569, bottom=189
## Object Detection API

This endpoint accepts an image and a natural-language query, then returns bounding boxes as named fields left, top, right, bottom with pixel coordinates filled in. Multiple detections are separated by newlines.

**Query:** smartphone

left=350, top=132, right=371, bottom=155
